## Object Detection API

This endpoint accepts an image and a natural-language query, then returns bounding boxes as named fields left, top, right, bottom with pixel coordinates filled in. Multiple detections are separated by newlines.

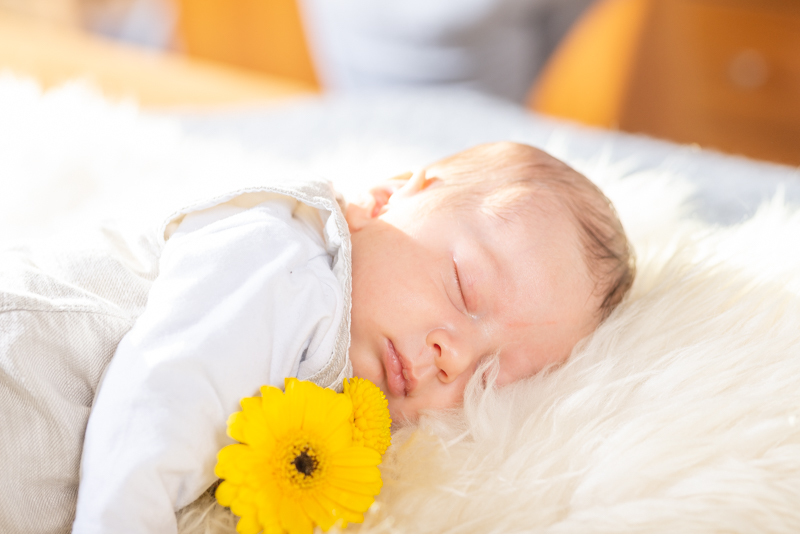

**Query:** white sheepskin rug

left=180, top=200, right=800, bottom=534
left=3, top=76, right=800, bottom=533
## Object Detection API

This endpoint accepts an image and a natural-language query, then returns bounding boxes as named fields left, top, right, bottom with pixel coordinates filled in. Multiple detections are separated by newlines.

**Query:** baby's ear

left=388, top=169, right=439, bottom=204
left=346, top=170, right=436, bottom=231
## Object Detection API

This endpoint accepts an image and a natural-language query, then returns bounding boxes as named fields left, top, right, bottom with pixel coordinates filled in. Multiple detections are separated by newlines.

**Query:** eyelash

left=453, top=262, right=467, bottom=309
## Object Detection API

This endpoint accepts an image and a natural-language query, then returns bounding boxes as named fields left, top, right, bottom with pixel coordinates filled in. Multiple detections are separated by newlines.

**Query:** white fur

left=172, top=118, right=800, bottom=534
left=2, top=77, right=799, bottom=533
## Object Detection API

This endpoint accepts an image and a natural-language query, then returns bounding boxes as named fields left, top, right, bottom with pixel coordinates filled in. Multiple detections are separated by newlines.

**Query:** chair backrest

left=530, top=0, right=650, bottom=129
left=173, top=0, right=318, bottom=88
left=530, top=0, right=800, bottom=166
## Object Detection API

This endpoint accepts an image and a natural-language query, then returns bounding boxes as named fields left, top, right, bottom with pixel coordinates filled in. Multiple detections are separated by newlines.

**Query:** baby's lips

left=384, top=339, right=410, bottom=397
left=393, top=341, right=419, bottom=395
left=400, top=364, right=418, bottom=396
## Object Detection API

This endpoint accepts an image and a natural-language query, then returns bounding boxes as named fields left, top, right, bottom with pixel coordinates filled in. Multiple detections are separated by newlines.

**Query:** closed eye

left=453, top=260, right=468, bottom=311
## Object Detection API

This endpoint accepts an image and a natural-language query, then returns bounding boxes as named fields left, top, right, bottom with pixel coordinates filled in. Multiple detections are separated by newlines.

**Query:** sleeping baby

left=0, top=142, right=633, bottom=533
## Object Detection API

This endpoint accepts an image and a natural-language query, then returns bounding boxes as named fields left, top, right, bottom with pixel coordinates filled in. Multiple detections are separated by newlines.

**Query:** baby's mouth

left=384, top=339, right=411, bottom=397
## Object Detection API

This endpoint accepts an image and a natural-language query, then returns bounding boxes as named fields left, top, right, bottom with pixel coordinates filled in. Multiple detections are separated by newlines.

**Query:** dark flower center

left=292, top=449, right=317, bottom=477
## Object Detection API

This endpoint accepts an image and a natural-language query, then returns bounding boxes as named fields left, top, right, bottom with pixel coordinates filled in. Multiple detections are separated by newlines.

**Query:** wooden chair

left=172, top=0, right=318, bottom=89
left=530, top=0, right=800, bottom=166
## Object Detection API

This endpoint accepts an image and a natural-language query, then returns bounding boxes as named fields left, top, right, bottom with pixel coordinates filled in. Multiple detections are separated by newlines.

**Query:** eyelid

left=453, top=260, right=468, bottom=311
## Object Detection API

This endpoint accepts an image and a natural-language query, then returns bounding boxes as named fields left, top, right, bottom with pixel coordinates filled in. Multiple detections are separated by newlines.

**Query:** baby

left=0, top=142, right=633, bottom=533
left=346, top=142, right=633, bottom=421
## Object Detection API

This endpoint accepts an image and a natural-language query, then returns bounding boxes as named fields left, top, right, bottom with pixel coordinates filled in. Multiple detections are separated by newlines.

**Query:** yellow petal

left=327, top=468, right=383, bottom=494
left=229, top=500, right=259, bottom=533
left=279, top=494, right=314, bottom=534
left=326, top=393, right=354, bottom=424
left=254, top=487, right=282, bottom=534
left=329, top=447, right=382, bottom=468
left=302, top=391, right=349, bottom=430
left=327, top=464, right=382, bottom=485
left=283, top=382, right=310, bottom=433
left=233, top=486, right=257, bottom=510
left=214, top=480, right=238, bottom=507
left=263, top=524, right=285, bottom=534
left=316, top=395, right=355, bottom=444
left=260, top=386, right=290, bottom=438
left=300, top=490, right=337, bottom=531
left=236, top=397, right=276, bottom=447
left=319, top=484, right=376, bottom=514
left=313, top=491, right=365, bottom=524
left=322, top=419, right=354, bottom=453
left=245, top=419, right=274, bottom=449
left=283, top=376, right=300, bottom=393
left=215, top=444, right=255, bottom=482
left=240, top=395, right=263, bottom=414
left=235, top=511, right=261, bottom=534
left=227, top=411, right=247, bottom=443
left=260, top=384, right=284, bottom=397
left=295, top=378, right=330, bottom=400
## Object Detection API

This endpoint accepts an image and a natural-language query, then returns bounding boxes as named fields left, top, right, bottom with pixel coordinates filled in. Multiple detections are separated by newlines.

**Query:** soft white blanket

left=2, top=76, right=800, bottom=533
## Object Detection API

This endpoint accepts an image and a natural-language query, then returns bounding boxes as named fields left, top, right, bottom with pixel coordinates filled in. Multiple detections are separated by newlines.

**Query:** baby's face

left=346, top=177, right=601, bottom=423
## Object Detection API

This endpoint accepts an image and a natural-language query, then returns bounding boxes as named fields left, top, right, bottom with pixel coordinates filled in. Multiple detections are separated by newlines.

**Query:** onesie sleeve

left=72, top=196, right=344, bottom=534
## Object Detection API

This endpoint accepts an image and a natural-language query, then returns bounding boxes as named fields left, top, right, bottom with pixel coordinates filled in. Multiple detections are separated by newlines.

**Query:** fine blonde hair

left=423, top=141, right=635, bottom=320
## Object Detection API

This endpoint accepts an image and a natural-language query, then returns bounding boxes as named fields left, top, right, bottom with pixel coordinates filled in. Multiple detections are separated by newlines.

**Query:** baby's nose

left=426, top=328, right=479, bottom=384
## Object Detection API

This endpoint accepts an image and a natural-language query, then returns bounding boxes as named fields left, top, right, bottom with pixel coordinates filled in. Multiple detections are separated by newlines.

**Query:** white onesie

left=72, top=191, right=351, bottom=533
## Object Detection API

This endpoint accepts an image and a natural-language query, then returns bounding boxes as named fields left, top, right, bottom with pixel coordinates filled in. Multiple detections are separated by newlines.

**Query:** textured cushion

left=0, top=222, right=160, bottom=533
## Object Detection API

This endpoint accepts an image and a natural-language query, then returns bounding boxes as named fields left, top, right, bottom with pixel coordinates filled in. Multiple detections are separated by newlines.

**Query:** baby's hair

left=422, top=141, right=635, bottom=320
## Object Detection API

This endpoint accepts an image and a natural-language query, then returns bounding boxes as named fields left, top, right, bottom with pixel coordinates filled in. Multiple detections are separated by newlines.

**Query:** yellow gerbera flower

left=343, top=377, right=392, bottom=455
left=215, top=378, right=383, bottom=534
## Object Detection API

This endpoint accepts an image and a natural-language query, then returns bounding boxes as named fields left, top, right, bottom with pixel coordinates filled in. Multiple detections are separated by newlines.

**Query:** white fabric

left=0, top=222, right=160, bottom=534
left=73, top=194, right=345, bottom=533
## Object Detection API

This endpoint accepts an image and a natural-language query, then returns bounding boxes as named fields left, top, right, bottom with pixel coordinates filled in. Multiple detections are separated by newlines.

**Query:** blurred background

left=0, top=0, right=798, bottom=166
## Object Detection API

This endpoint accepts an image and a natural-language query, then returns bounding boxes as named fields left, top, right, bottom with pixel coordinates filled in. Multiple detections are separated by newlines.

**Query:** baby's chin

left=387, top=400, right=420, bottom=427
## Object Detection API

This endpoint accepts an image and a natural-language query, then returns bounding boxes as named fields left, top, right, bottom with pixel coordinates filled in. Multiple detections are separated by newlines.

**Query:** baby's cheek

left=349, top=350, right=384, bottom=389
